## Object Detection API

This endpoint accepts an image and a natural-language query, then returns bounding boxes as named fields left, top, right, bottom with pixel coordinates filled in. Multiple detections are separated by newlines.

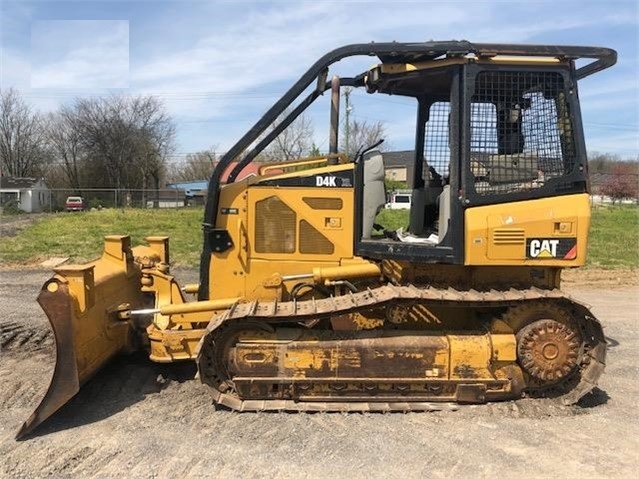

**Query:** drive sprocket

left=516, top=319, right=580, bottom=382
left=500, top=300, right=604, bottom=401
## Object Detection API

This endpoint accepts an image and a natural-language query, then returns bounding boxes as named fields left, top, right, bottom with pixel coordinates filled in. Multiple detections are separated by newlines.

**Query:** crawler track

left=197, top=285, right=606, bottom=411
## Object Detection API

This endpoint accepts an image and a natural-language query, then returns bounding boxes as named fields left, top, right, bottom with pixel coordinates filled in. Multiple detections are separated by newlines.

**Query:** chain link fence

left=1, top=177, right=637, bottom=214
left=0, top=187, right=204, bottom=213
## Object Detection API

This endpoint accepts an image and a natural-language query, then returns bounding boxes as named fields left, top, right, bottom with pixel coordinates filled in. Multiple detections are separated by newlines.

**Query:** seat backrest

left=438, top=184, right=451, bottom=243
left=409, top=187, right=426, bottom=235
left=362, top=150, right=385, bottom=239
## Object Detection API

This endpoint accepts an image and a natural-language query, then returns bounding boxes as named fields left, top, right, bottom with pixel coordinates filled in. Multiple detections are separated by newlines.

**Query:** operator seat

left=362, top=150, right=386, bottom=239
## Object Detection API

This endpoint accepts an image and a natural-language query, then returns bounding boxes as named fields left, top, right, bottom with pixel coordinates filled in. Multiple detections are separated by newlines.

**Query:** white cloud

left=579, top=77, right=638, bottom=101
left=586, top=130, right=638, bottom=158
left=0, top=1, right=635, bottom=156
left=132, top=2, right=485, bottom=98
left=30, top=20, right=129, bottom=89
left=126, top=2, right=484, bottom=151
left=0, top=47, right=31, bottom=90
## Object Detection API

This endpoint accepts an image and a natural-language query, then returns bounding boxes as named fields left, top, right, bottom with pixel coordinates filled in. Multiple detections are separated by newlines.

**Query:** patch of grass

left=0, top=208, right=204, bottom=266
left=0, top=204, right=636, bottom=270
left=587, top=205, right=638, bottom=269
left=374, top=206, right=638, bottom=269
left=374, top=208, right=410, bottom=232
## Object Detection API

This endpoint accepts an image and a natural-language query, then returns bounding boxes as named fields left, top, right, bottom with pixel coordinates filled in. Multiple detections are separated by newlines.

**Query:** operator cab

left=356, top=53, right=587, bottom=264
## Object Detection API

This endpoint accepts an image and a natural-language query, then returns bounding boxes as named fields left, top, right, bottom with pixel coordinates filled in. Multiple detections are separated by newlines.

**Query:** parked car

left=65, top=196, right=86, bottom=212
left=385, top=191, right=411, bottom=210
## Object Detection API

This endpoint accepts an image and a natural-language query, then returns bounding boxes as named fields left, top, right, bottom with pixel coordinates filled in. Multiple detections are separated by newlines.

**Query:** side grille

left=492, top=228, right=525, bottom=245
left=300, top=220, right=334, bottom=255
left=255, top=196, right=296, bottom=253
left=303, top=197, right=343, bottom=210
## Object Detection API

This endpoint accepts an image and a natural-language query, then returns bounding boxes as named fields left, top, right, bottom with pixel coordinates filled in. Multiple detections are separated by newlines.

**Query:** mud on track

left=0, top=269, right=637, bottom=479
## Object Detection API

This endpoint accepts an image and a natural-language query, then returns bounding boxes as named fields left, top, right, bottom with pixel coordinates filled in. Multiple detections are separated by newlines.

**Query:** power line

left=22, top=90, right=283, bottom=101
left=584, top=122, right=638, bottom=131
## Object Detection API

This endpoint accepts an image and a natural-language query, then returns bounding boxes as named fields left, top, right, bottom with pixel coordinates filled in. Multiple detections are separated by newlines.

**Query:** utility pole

left=343, top=87, right=352, bottom=157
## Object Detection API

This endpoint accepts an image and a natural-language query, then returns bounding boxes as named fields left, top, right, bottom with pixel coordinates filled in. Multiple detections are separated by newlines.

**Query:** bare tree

left=588, top=152, right=622, bottom=175
left=45, top=107, right=86, bottom=189
left=0, top=88, right=47, bottom=177
left=259, top=111, right=314, bottom=162
left=342, top=118, right=386, bottom=158
left=71, top=95, right=129, bottom=188
left=168, top=149, right=217, bottom=183
left=251, top=101, right=384, bottom=164
left=55, top=94, right=176, bottom=190
left=128, top=95, right=176, bottom=194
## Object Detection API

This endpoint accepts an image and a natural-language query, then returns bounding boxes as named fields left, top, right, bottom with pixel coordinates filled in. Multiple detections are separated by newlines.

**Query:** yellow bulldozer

left=17, top=41, right=617, bottom=438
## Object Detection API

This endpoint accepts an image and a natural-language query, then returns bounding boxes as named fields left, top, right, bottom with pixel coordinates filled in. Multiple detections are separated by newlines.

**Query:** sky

left=1, top=0, right=637, bottom=164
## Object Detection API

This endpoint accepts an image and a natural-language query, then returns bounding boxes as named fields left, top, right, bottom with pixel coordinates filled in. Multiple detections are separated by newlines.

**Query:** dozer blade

left=16, top=236, right=148, bottom=439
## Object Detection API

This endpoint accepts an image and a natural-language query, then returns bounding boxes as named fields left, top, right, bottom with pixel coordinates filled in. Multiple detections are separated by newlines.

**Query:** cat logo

left=528, top=239, right=559, bottom=258
left=316, top=176, right=337, bottom=187
left=526, top=237, right=578, bottom=260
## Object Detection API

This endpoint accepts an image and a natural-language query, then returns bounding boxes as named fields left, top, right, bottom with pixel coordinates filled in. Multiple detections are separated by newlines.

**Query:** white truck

left=385, top=190, right=411, bottom=209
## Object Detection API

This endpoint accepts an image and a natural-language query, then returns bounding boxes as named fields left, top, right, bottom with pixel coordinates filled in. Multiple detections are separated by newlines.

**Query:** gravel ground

left=0, top=268, right=637, bottom=479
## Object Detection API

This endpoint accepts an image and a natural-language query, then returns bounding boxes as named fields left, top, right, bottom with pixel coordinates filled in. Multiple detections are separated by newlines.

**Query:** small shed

left=0, top=177, right=50, bottom=213
left=145, top=188, right=187, bottom=208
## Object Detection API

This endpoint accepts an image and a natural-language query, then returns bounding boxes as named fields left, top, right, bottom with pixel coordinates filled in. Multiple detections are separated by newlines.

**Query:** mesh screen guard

left=469, top=70, right=576, bottom=196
